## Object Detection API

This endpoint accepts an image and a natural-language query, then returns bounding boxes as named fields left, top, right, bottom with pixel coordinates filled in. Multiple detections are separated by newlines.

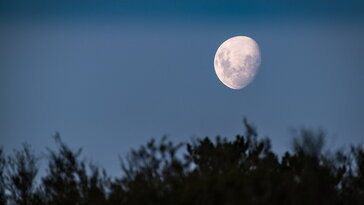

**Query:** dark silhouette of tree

left=280, top=129, right=339, bottom=205
left=41, top=133, right=108, bottom=205
left=0, top=148, right=6, bottom=205
left=5, top=144, right=39, bottom=205
left=0, top=120, right=363, bottom=204
left=338, top=145, right=364, bottom=205
left=109, top=136, right=185, bottom=205
left=291, top=128, right=326, bottom=156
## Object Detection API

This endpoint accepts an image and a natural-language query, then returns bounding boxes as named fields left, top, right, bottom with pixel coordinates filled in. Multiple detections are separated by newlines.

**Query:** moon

left=214, top=36, right=261, bottom=90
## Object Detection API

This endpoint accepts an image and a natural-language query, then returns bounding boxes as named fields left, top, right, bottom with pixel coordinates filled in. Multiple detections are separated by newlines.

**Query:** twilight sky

left=1, top=0, right=364, bottom=176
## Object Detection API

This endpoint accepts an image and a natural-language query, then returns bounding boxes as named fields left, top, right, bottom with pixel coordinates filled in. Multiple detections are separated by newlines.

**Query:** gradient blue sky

left=1, top=0, right=364, bottom=176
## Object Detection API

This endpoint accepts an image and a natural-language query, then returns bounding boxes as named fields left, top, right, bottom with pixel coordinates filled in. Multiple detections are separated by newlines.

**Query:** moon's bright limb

left=214, top=36, right=261, bottom=90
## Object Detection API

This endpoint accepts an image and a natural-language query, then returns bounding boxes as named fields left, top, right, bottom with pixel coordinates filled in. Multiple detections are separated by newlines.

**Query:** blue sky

left=1, top=0, right=364, bottom=176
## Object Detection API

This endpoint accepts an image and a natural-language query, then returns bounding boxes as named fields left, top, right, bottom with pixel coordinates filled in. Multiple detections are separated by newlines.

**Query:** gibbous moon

left=214, top=36, right=261, bottom=90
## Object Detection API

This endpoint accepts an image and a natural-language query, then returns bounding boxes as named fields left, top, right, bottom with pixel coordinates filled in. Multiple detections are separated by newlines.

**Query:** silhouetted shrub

left=0, top=121, right=363, bottom=205
left=41, top=133, right=108, bottom=205
left=6, top=144, right=39, bottom=205
left=0, top=148, right=6, bottom=205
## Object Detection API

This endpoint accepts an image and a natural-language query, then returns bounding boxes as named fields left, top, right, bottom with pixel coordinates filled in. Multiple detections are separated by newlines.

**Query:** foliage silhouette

left=0, top=121, right=363, bottom=205
left=41, top=133, right=108, bottom=205
left=5, top=144, right=39, bottom=205
left=0, top=148, right=6, bottom=204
